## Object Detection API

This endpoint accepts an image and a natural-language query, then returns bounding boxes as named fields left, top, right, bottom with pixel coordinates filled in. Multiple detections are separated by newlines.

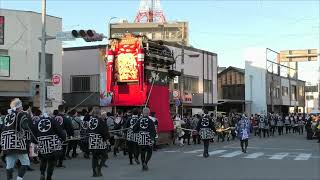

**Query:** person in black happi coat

left=132, top=108, right=156, bottom=171
left=29, top=113, right=66, bottom=180
left=87, top=108, right=110, bottom=177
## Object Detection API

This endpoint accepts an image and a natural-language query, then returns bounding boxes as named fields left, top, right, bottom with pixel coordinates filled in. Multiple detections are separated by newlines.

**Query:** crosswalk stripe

left=269, top=153, right=289, bottom=160
left=294, top=153, right=312, bottom=161
left=185, top=149, right=203, bottom=154
left=209, top=150, right=227, bottom=156
left=196, top=150, right=227, bottom=157
left=243, top=152, right=264, bottom=159
left=164, top=150, right=179, bottom=153
left=219, top=151, right=243, bottom=158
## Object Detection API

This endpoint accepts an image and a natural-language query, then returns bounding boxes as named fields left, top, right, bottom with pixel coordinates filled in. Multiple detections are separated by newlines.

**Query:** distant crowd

left=172, top=112, right=320, bottom=146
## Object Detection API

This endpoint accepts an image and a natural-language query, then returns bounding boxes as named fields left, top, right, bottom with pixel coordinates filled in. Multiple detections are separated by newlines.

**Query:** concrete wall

left=245, top=48, right=267, bottom=115
left=62, top=48, right=100, bottom=93
left=0, top=9, right=62, bottom=111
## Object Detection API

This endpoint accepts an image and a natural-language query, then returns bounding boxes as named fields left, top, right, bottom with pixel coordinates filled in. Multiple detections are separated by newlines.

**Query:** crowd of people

left=1, top=98, right=320, bottom=180
left=172, top=111, right=320, bottom=154
left=0, top=98, right=158, bottom=180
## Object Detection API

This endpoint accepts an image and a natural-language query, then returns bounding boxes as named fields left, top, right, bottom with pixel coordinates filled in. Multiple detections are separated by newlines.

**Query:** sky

left=1, top=0, right=320, bottom=83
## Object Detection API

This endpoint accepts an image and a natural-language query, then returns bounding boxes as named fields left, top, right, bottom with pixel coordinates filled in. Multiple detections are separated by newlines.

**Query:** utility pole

left=40, top=0, right=47, bottom=113
left=271, top=62, right=274, bottom=113
left=180, top=40, right=184, bottom=118
left=295, top=62, right=298, bottom=113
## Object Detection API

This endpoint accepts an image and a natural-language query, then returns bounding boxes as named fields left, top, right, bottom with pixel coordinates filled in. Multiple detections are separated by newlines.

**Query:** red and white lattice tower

left=134, top=0, right=166, bottom=23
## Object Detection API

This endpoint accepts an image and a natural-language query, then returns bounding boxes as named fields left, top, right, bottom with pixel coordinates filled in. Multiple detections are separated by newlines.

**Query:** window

left=38, top=53, right=53, bottom=79
left=282, top=86, right=288, bottom=96
left=275, top=88, right=280, bottom=98
left=204, top=79, right=212, bottom=93
left=298, top=86, right=304, bottom=96
left=306, top=95, right=314, bottom=100
left=71, top=76, right=91, bottom=92
left=291, top=85, right=297, bottom=100
left=183, top=76, right=198, bottom=93
left=0, top=55, right=10, bottom=77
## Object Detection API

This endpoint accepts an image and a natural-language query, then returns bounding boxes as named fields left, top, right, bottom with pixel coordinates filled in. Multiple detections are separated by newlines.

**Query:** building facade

left=0, top=9, right=62, bottom=111
left=62, top=45, right=109, bottom=111
left=245, top=48, right=305, bottom=115
left=166, top=42, right=218, bottom=116
left=217, top=66, right=245, bottom=113
left=110, top=21, right=189, bottom=45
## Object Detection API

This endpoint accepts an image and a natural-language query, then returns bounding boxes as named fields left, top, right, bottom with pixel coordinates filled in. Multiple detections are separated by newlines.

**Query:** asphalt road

left=1, top=133, right=319, bottom=180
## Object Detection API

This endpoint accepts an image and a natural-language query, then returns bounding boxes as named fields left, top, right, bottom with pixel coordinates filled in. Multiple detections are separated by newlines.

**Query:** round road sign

left=52, top=74, right=61, bottom=86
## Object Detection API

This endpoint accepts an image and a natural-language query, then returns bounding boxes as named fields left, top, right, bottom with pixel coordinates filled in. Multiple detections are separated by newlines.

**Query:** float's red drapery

left=112, top=84, right=147, bottom=106
left=147, top=85, right=174, bottom=132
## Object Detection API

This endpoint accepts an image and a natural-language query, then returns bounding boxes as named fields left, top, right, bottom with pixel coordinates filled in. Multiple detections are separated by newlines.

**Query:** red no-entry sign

left=52, top=74, right=61, bottom=86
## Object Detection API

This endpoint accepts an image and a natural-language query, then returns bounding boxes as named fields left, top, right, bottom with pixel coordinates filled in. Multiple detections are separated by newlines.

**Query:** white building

left=0, top=9, right=62, bottom=111
left=245, top=48, right=305, bottom=115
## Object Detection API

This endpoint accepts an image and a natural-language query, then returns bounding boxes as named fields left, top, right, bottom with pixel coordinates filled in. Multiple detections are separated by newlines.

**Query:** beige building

left=109, top=21, right=189, bottom=45
left=0, top=9, right=63, bottom=111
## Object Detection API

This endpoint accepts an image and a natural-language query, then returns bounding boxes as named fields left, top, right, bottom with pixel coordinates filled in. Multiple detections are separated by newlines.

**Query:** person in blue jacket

left=236, top=114, right=251, bottom=153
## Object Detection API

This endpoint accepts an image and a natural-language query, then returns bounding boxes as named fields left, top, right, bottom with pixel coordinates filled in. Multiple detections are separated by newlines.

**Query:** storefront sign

left=183, top=91, right=192, bottom=103
left=47, top=86, right=60, bottom=100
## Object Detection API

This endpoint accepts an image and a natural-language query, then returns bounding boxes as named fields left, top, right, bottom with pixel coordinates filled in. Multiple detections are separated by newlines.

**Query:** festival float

left=106, top=33, right=179, bottom=139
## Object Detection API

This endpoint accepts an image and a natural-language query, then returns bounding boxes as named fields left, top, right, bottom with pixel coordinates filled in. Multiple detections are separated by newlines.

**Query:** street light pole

left=40, top=0, right=47, bottom=113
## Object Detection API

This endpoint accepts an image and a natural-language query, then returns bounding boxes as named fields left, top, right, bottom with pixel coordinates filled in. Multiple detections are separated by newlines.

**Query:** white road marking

left=269, top=153, right=289, bottom=160
left=243, top=152, right=265, bottom=159
left=294, top=153, right=312, bottom=161
left=184, top=149, right=203, bottom=154
left=223, top=146, right=308, bottom=151
left=163, top=150, right=179, bottom=153
left=196, top=150, right=227, bottom=157
left=209, top=150, right=227, bottom=156
left=219, top=151, right=243, bottom=158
